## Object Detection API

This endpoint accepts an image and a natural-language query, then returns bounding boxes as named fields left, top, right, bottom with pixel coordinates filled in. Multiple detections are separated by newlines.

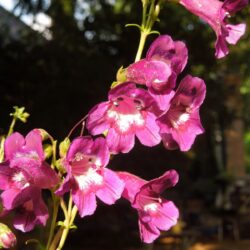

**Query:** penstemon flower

left=179, top=0, right=248, bottom=58
left=56, top=136, right=124, bottom=217
left=127, top=35, right=188, bottom=110
left=0, top=130, right=59, bottom=231
left=157, top=75, right=206, bottom=151
left=118, top=170, right=179, bottom=243
left=86, top=82, right=161, bottom=154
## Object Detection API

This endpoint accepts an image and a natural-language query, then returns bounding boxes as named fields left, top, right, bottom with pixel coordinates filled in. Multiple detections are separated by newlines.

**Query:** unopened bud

left=0, top=224, right=16, bottom=249
left=154, top=4, right=160, bottom=18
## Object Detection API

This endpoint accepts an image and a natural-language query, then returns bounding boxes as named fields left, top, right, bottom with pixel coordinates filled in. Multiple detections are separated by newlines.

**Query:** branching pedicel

left=0, top=0, right=248, bottom=249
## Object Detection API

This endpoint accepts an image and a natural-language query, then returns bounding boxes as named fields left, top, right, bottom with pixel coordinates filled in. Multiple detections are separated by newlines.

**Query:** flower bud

left=0, top=224, right=16, bottom=249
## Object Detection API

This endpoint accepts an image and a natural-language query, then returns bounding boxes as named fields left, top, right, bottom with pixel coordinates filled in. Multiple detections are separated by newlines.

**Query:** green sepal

left=43, top=144, right=53, bottom=160
left=59, top=138, right=70, bottom=158
left=55, top=159, right=66, bottom=174
left=116, top=66, right=127, bottom=83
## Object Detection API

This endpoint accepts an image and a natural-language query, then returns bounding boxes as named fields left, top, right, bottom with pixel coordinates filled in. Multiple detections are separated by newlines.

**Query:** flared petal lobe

left=96, top=168, right=124, bottom=204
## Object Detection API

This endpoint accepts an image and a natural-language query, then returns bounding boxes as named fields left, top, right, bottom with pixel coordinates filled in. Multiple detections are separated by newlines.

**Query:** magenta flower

left=0, top=130, right=59, bottom=231
left=119, top=170, right=179, bottom=243
left=127, top=35, right=188, bottom=110
left=180, top=0, right=248, bottom=58
left=157, top=75, right=206, bottom=151
left=56, top=136, right=124, bottom=217
left=86, top=82, right=161, bottom=154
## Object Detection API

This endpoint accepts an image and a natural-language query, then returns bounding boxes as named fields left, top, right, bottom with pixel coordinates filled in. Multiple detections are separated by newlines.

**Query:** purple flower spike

left=56, top=136, right=124, bottom=218
left=86, top=82, right=161, bottom=154
left=119, top=170, right=179, bottom=244
left=180, top=0, right=248, bottom=58
left=157, top=75, right=206, bottom=151
left=127, top=35, right=188, bottom=110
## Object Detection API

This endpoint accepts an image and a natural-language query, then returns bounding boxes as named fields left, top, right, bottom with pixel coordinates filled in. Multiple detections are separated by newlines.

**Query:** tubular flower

left=56, top=136, right=124, bottom=218
left=86, top=82, right=161, bottom=154
left=157, top=75, right=206, bottom=151
left=127, top=35, right=188, bottom=110
left=119, top=170, right=179, bottom=244
left=0, top=130, right=59, bottom=232
left=179, top=0, right=248, bottom=58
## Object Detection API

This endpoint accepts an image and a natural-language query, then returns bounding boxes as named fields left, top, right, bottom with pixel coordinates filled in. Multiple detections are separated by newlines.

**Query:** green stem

left=134, top=0, right=159, bottom=62
left=48, top=228, right=63, bottom=250
left=46, top=194, right=60, bottom=250
left=0, top=137, right=5, bottom=162
left=56, top=205, right=78, bottom=250
left=7, top=117, right=16, bottom=137
left=135, top=31, right=149, bottom=62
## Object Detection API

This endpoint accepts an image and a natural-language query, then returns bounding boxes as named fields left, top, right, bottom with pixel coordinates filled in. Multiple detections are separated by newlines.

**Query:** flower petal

left=72, top=190, right=97, bottom=217
left=96, top=168, right=124, bottom=205
left=152, top=200, right=179, bottom=231
left=139, top=219, right=160, bottom=244
left=87, top=102, right=110, bottom=135
left=66, top=136, right=93, bottom=161
left=0, top=163, right=14, bottom=190
left=141, top=170, right=179, bottom=195
left=4, top=133, right=24, bottom=161
left=106, top=128, right=135, bottom=154
left=225, top=23, right=246, bottom=45
left=118, top=172, right=146, bottom=203
left=136, top=113, right=161, bottom=147
left=29, top=162, right=59, bottom=189
left=91, top=137, right=110, bottom=167
left=171, top=111, right=204, bottom=151
left=24, top=129, right=44, bottom=160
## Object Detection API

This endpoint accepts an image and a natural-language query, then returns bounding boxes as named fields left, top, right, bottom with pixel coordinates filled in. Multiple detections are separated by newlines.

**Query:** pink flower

left=127, top=35, right=188, bottom=110
left=56, top=136, right=124, bottom=217
left=157, top=75, right=206, bottom=151
left=180, top=0, right=248, bottom=58
left=0, top=130, right=59, bottom=232
left=119, top=170, right=179, bottom=243
left=86, top=82, right=161, bottom=154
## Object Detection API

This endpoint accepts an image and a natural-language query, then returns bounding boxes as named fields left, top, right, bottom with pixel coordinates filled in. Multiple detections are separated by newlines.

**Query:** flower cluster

left=0, top=0, right=248, bottom=245
left=87, top=35, right=206, bottom=153
left=0, top=34, right=207, bottom=246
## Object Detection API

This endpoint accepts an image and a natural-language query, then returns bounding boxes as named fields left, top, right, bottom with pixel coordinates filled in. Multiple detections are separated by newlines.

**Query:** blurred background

left=0, top=0, right=250, bottom=249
